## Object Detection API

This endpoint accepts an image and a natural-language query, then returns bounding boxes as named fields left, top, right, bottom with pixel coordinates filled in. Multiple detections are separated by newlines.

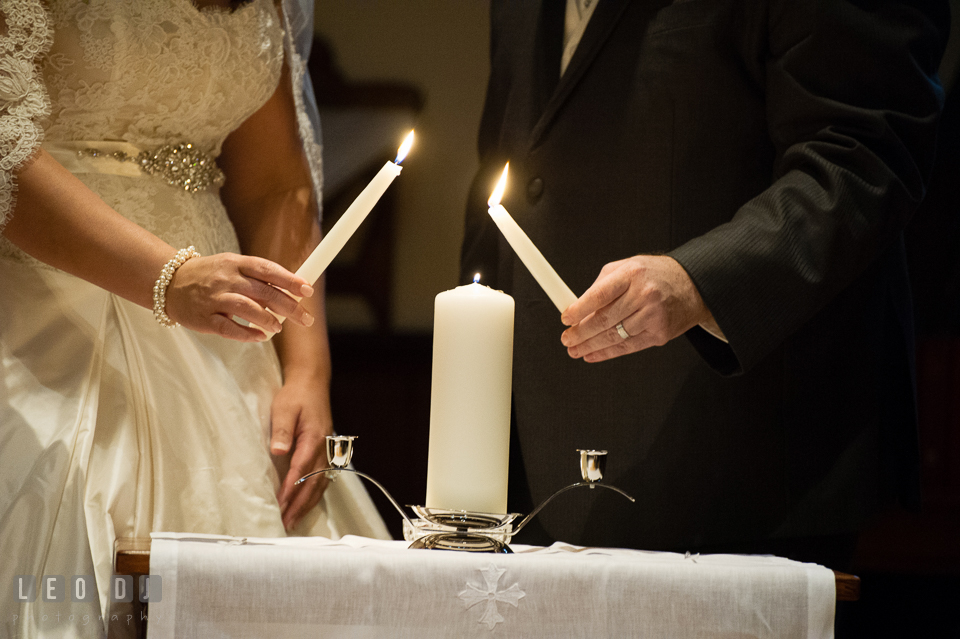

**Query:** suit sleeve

left=669, top=0, right=949, bottom=374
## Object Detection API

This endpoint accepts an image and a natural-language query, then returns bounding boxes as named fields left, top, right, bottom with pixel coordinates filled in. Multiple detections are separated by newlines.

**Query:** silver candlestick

left=296, top=437, right=635, bottom=553
left=295, top=435, right=416, bottom=531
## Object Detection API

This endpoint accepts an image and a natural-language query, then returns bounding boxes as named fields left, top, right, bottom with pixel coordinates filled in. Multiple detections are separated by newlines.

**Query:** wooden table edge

left=834, top=571, right=861, bottom=601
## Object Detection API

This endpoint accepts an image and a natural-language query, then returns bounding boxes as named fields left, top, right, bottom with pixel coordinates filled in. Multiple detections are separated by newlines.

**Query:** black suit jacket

left=461, top=0, right=948, bottom=551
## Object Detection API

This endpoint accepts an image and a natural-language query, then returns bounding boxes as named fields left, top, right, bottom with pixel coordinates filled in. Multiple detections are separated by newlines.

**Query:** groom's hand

left=560, top=255, right=715, bottom=362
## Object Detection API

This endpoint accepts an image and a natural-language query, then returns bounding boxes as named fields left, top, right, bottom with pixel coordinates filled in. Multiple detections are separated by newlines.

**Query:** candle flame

left=473, top=273, right=481, bottom=284
left=395, top=130, right=415, bottom=164
left=488, top=162, right=509, bottom=207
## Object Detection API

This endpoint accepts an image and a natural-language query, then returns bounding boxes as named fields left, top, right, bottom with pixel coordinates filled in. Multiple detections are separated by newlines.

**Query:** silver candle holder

left=296, top=437, right=635, bottom=553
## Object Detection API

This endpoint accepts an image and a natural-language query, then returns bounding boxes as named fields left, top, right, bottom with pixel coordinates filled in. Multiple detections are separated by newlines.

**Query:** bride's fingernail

left=300, top=284, right=315, bottom=297
left=303, top=312, right=315, bottom=327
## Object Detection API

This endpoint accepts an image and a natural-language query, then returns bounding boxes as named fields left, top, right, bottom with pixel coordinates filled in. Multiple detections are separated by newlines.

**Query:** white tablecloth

left=147, top=533, right=835, bottom=639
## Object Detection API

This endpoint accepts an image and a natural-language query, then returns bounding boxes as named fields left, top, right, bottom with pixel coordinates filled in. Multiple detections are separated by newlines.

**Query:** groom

left=461, top=0, right=948, bottom=567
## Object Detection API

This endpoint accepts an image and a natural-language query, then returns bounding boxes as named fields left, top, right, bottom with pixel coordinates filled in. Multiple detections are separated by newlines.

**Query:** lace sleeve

left=279, top=0, right=323, bottom=220
left=0, top=0, right=53, bottom=232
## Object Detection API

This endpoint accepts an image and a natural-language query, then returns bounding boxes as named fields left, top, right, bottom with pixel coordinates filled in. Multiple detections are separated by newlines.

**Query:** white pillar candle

left=487, top=163, right=577, bottom=313
left=425, top=277, right=514, bottom=514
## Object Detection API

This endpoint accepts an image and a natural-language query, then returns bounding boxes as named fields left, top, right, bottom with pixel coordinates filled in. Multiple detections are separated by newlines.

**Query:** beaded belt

left=42, top=140, right=225, bottom=193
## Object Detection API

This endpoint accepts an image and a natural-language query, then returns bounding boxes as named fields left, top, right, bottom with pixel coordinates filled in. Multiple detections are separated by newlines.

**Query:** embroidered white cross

left=458, top=563, right=526, bottom=630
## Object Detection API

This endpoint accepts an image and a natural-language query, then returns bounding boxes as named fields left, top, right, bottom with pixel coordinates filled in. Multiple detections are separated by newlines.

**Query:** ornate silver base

left=403, top=508, right=518, bottom=553
left=407, top=533, right=512, bottom=553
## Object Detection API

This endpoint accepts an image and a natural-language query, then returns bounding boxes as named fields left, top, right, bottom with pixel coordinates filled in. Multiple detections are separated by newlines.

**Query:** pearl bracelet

left=153, top=246, right=201, bottom=328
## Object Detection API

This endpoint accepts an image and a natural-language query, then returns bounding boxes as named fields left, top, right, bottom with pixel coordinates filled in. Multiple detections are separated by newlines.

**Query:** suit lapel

left=528, top=0, right=632, bottom=149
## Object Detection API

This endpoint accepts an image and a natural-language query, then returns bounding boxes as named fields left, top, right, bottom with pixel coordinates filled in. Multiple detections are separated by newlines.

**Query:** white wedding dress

left=0, top=2, right=389, bottom=637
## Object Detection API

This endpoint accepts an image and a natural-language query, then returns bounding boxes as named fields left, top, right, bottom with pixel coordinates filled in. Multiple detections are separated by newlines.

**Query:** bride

left=0, top=0, right=389, bottom=636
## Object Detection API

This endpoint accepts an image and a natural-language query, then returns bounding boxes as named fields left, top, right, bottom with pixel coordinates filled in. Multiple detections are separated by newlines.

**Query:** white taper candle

left=296, top=160, right=400, bottom=285
left=298, top=130, right=414, bottom=284
left=255, top=131, right=414, bottom=335
left=487, top=163, right=577, bottom=313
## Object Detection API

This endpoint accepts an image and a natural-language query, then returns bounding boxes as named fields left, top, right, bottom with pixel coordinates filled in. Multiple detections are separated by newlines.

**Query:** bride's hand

left=164, top=252, right=316, bottom=341
left=270, top=372, right=332, bottom=530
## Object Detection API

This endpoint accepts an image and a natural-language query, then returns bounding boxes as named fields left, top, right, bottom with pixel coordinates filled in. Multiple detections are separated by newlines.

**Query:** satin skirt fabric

left=0, top=258, right=389, bottom=638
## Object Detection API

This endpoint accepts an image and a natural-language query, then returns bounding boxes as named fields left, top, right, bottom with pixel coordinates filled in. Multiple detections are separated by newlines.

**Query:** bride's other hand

left=270, top=372, right=332, bottom=530
left=164, top=252, right=315, bottom=341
